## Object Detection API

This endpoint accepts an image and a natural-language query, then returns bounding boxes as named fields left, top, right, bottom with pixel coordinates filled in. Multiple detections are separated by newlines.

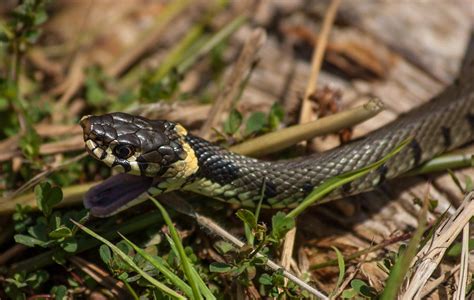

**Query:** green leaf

left=60, top=238, right=78, bottom=253
left=27, top=223, right=48, bottom=242
left=351, top=279, right=368, bottom=292
left=99, top=245, right=112, bottom=264
left=224, top=109, right=242, bottom=135
left=35, top=182, right=63, bottom=217
left=214, top=241, right=235, bottom=255
left=270, top=212, right=295, bottom=241
left=51, top=285, right=68, bottom=300
left=14, top=234, right=46, bottom=248
left=26, top=270, right=49, bottom=289
left=268, top=102, right=284, bottom=130
left=49, top=226, right=72, bottom=239
left=0, top=97, right=8, bottom=110
left=209, top=262, right=233, bottom=273
left=52, top=250, right=67, bottom=265
left=19, top=128, right=41, bottom=159
left=117, top=272, right=129, bottom=281
left=341, top=288, right=358, bottom=298
left=245, top=111, right=267, bottom=135
left=350, top=279, right=377, bottom=297
left=236, top=209, right=257, bottom=230
left=259, top=273, right=273, bottom=285
left=330, top=246, right=345, bottom=298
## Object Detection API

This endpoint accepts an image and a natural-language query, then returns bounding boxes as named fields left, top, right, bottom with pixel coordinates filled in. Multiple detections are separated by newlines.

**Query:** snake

left=80, top=71, right=474, bottom=217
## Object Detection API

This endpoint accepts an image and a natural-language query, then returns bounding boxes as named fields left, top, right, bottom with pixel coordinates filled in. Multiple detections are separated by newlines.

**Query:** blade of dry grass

left=299, top=0, right=341, bottom=125
left=420, top=264, right=460, bottom=297
left=69, top=256, right=128, bottom=298
left=453, top=224, right=469, bottom=300
left=401, top=191, right=474, bottom=298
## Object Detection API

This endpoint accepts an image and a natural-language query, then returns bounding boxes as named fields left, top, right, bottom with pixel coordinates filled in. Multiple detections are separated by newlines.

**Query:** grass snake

left=80, top=72, right=474, bottom=217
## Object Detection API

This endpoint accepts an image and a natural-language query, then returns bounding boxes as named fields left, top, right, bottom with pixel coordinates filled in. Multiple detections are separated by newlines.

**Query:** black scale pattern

left=184, top=77, right=474, bottom=208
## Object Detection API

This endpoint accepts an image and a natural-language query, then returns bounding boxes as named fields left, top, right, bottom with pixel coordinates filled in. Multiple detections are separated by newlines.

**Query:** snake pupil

left=114, top=144, right=134, bottom=159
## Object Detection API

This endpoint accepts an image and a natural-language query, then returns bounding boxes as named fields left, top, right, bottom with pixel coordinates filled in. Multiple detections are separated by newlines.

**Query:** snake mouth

left=84, top=173, right=153, bottom=217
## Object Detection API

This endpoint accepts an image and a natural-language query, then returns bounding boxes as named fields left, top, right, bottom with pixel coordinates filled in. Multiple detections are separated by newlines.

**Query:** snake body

left=81, top=74, right=474, bottom=217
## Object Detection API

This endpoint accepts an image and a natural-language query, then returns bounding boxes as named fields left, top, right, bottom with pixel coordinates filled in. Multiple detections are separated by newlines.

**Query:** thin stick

left=280, top=227, right=296, bottom=286
left=69, top=256, right=126, bottom=297
left=195, top=213, right=328, bottom=299
left=6, top=152, right=87, bottom=200
left=230, top=98, right=383, bottom=156
left=420, top=265, right=460, bottom=298
left=0, top=182, right=95, bottom=214
left=0, top=244, right=27, bottom=265
left=453, top=224, right=469, bottom=300
left=299, top=0, right=341, bottom=125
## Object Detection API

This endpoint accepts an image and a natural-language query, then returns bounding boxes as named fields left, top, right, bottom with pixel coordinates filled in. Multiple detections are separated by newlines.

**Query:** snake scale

left=80, top=70, right=474, bottom=217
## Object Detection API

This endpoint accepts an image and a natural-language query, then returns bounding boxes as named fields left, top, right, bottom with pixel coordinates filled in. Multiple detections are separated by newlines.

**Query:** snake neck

left=184, top=134, right=261, bottom=184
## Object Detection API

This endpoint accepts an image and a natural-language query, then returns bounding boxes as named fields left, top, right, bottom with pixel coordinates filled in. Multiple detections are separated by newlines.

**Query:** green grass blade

left=71, top=220, right=185, bottom=300
left=287, top=137, right=412, bottom=219
left=380, top=195, right=429, bottom=299
left=164, top=234, right=216, bottom=300
left=118, top=233, right=193, bottom=298
left=329, top=246, right=345, bottom=298
left=403, top=153, right=473, bottom=176
left=149, top=196, right=204, bottom=300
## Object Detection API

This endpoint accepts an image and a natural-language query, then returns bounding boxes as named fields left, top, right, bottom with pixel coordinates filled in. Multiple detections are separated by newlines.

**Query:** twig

left=331, top=265, right=360, bottom=299
left=195, top=211, right=328, bottom=299
left=199, top=28, right=266, bottom=139
left=0, top=182, right=95, bottom=214
left=0, top=244, right=27, bottom=265
left=299, top=0, right=341, bottom=125
left=280, top=227, right=296, bottom=286
left=6, top=152, right=87, bottom=200
left=420, top=264, right=460, bottom=298
left=453, top=224, right=469, bottom=300
left=231, top=98, right=383, bottom=156
left=69, top=256, right=127, bottom=298
left=401, top=192, right=474, bottom=298
left=310, top=231, right=412, bottom=270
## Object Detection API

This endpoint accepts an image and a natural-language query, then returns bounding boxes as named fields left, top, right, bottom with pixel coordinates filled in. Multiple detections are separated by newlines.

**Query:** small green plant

left=3, top=270, right=49, bottom=299
left=14, top=182, right=86, bottom=264
left=223, top=102, right=285, bottom=139
left=341, top=279, right=377, bottom=299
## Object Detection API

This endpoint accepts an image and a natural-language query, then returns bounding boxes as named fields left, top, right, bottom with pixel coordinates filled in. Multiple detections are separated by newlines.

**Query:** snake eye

left=113, top=144, right=135, bottom=159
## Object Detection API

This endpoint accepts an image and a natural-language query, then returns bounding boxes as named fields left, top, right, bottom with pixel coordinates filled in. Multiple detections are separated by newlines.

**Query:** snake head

left=80, top=112, right=189, bottom=177
left=80, top=112, right=199, bottom=217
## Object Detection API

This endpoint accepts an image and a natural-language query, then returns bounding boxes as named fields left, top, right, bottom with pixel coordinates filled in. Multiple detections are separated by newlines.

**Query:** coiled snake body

left=81, top=74, right=474, bottom=217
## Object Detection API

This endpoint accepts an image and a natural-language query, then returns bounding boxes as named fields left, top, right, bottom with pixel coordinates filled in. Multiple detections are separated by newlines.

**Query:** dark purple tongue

left=84, top=173, right=153, bottom=217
